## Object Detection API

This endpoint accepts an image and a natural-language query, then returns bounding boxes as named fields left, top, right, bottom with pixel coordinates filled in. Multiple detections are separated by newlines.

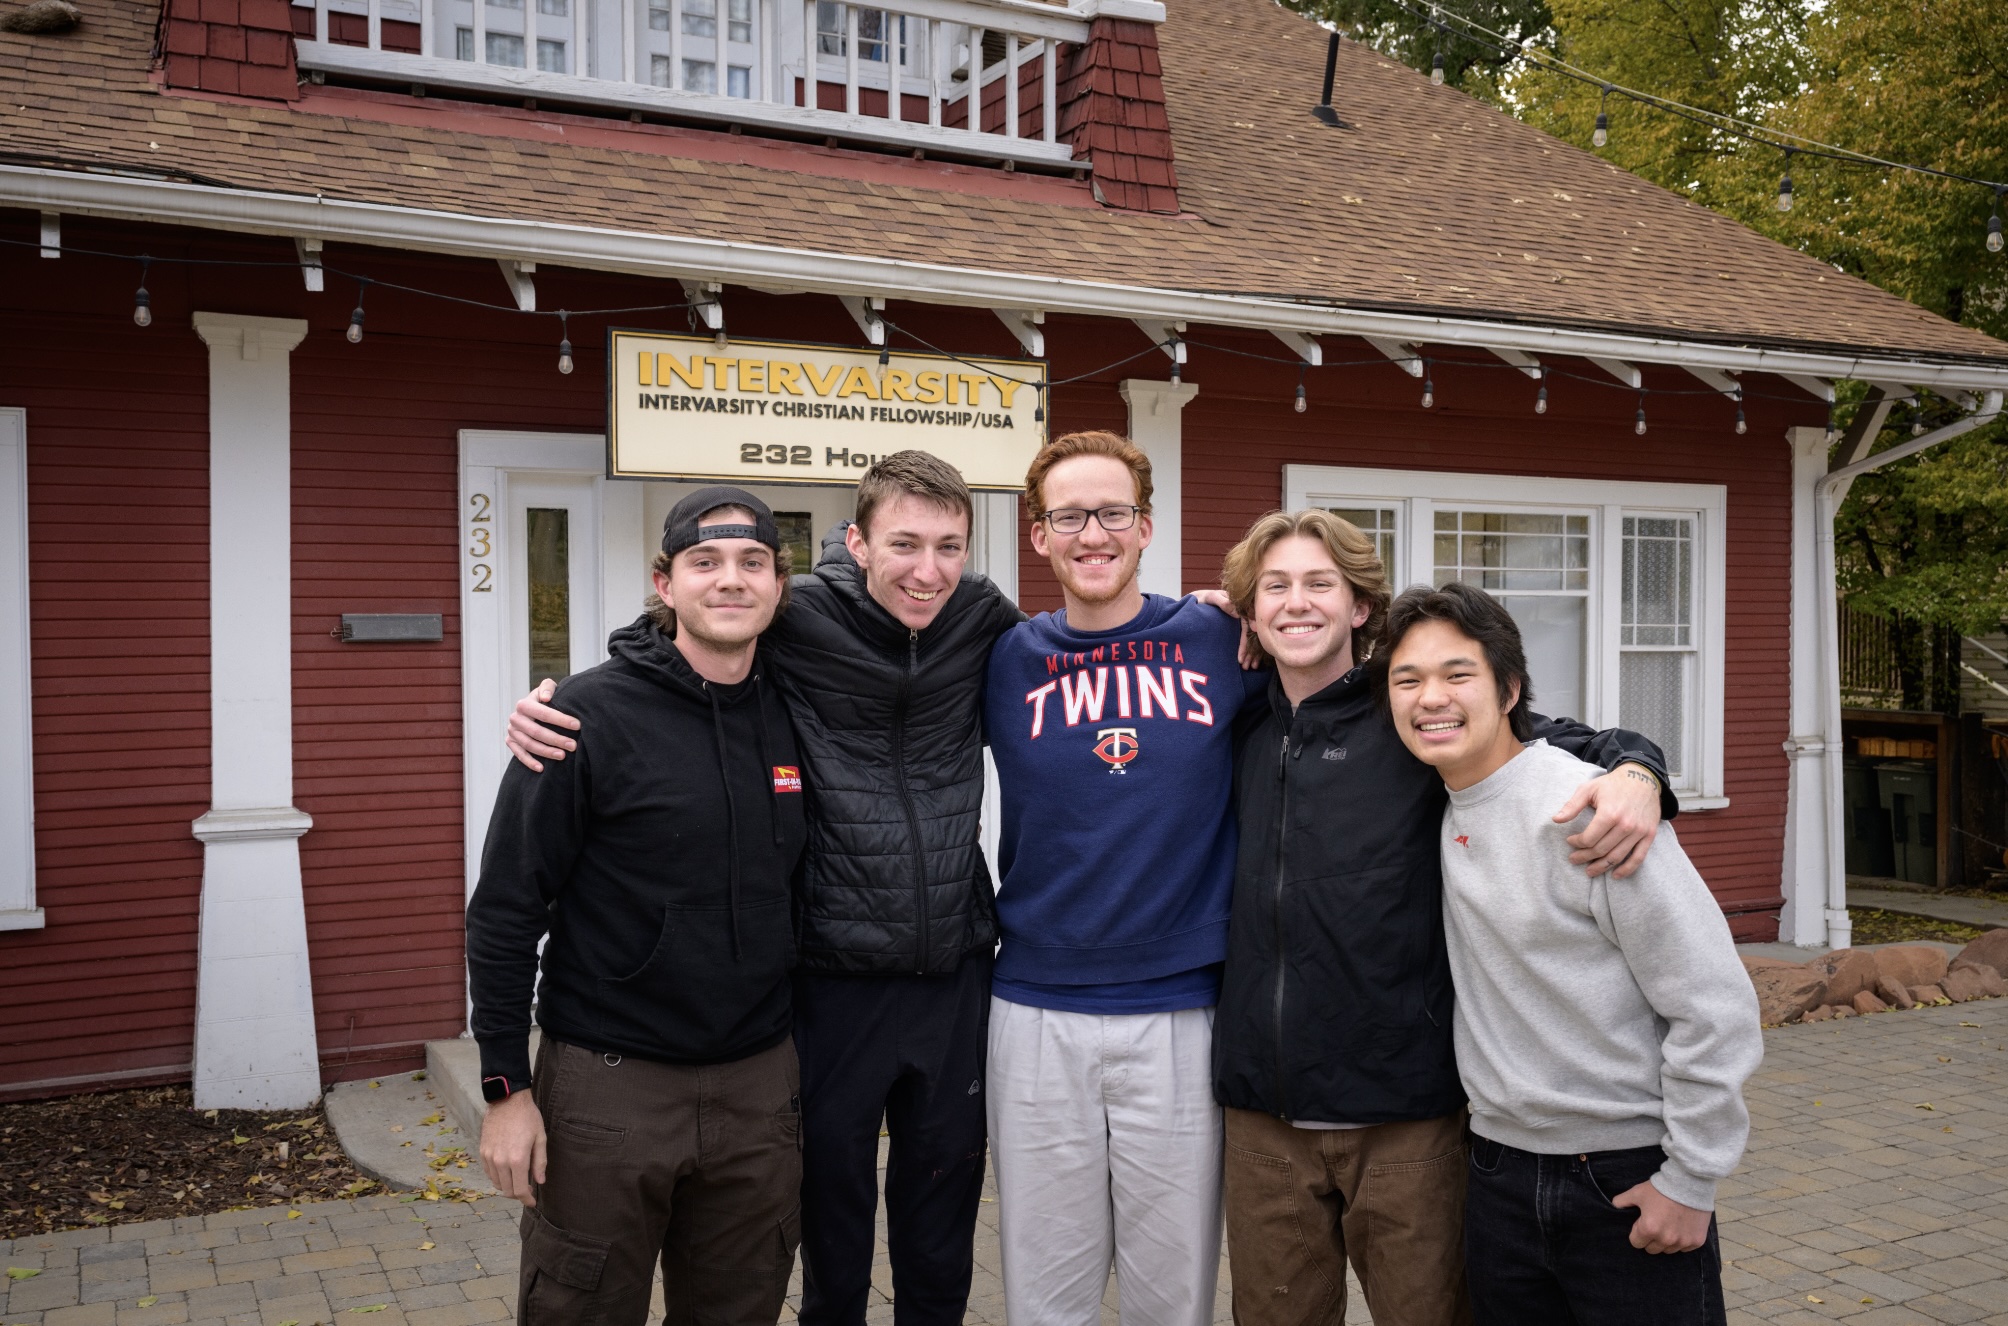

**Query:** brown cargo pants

left=516, top=1035, right=802, bottom=1326
left=1223, top=1107, right=1471, bottom=1326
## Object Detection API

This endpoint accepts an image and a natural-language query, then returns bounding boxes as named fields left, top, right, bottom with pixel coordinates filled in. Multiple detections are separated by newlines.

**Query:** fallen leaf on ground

left=138, top=1295, right=158, bottom=1307
left=351, top=1306, right=388, bottom=1314
left=287, top=1210, right=302, bottom=1219
left=1808, top=1294, right=1823, bottom=1303
left=6, top=1268, right=38, bottom=1280
left=1915, top=1103, right=1935, bottom=1111
left=420, top=1240, right=435, bottom=1250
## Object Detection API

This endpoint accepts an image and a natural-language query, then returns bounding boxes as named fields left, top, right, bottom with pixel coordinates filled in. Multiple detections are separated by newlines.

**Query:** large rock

left=1943, top=964, right=2006, bottom=1001
left=1951, top=930, right=2008, bottom=979
left=1809, top=949, right=1881, bottom=1006
left=1874, top=973, right=1917, bottom=1010
left=1749, top=964, right=1826, bottom=1026
left=1875, top=944, right=1950, bottom=989
left=1853, top=990, right=1889, bottom=1015
left=1909, top=984, right=1948, bottom=1005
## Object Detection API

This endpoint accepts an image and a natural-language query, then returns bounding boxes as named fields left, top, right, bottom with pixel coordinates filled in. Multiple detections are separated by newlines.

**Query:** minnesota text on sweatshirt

left=983, top=595, right=1264, bottom=1013
left=1441, top=741, right=1762, bottom=1211
left=466, top=619, right=808, bottom=1086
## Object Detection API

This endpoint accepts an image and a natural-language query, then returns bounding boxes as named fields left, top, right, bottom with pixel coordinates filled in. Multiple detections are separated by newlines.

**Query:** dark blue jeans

left=1464, top=1136, right=1726, bottom=1326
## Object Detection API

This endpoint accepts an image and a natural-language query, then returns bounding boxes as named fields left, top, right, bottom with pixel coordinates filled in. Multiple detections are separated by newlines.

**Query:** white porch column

left=189, top=312, right=321, bottom=1109
left=1780, top=424, right=1840, bottom=947
left=1121, top=379, right=1199, bottom=597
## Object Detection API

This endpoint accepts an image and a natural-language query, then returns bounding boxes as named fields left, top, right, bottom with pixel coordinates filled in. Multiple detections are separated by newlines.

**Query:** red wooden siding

left=0, top=251, right=213, bottom=1099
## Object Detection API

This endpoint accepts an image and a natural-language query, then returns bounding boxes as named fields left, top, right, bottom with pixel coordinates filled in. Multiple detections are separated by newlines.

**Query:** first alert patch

left=772, top=766, right=803, bottom=794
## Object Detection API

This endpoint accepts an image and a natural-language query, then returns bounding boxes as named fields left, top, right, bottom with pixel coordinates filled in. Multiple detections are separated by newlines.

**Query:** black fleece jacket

left=1213, top=666, right=1676, bottom=1126
left=466, top=619, right=807, bottom=1085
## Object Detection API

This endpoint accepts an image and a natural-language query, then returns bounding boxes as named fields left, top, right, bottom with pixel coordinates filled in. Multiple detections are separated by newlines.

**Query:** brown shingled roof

left=3, top=0, right=2004, bottom=365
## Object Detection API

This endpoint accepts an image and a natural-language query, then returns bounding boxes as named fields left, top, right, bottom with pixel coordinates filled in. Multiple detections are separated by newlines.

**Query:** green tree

left=1311, top=0, right=2008, bottom=679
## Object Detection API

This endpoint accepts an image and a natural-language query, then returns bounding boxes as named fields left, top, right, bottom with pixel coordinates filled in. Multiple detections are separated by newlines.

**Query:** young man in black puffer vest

left=507, top=452, right=1023, bottom=1326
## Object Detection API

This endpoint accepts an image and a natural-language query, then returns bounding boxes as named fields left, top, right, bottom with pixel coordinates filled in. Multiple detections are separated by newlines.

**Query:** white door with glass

left=1289, top=466, right=1727, bottom=809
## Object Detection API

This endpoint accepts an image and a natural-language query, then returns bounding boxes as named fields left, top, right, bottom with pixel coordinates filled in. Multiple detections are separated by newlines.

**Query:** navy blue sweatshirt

left=984, top=595, right=1265, bottom=1013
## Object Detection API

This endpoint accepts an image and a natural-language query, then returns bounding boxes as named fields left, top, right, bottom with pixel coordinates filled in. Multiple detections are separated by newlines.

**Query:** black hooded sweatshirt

left=466, top=618, right=808, bottom=1085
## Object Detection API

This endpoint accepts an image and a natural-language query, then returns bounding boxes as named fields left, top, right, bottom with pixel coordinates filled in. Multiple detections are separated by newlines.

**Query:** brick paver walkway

left=5, top=996, right=2005, bottom=1326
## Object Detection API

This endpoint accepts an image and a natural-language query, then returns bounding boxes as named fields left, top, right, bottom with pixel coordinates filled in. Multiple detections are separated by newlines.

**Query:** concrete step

left=425, top=1030, right=539, bottom=1155
left=323, top=1068, right=496, bottom=1195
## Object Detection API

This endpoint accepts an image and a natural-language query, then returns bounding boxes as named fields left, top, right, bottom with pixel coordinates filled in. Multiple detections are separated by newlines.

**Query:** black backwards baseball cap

left=661, top=485, right=782, bottom=558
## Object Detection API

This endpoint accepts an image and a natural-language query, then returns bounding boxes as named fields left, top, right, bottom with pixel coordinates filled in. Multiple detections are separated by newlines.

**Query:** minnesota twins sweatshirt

left=983, top=594, right=1264, bottom=1013
left=1441, top=741, right=1763, bottom=1211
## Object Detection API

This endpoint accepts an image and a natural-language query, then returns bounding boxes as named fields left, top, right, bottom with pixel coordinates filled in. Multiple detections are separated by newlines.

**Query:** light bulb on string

left=1431, top=51, right=1444, bottom=85
left=1535, top=366, right=1548, bottom=414
left=1635, top=392, right=1647, bottom=435
left=346, top=280, right=368, bottom=344
left=1034, top=383, right=1045, bottom=423
left=1777, top=150, right=1794, bottom=213
left=875, top=341, right=889, bottom=385
left=714, top=327, right=729, bottom=352
left=556, top=311, right=574, bottom=375
left=1294, top=363, right=1308, bottom=414
left=1421, top=371, right=1434, bottom=410
left=1734, top=389, right=1747, bottom=435
left=1593, top=86, right=1610, bottom=148
left=1989, top=188, right=2004, bottom=254
left=132, top=258, right=152, bottom=328
left=1824, top=403, right=1836, bottom=445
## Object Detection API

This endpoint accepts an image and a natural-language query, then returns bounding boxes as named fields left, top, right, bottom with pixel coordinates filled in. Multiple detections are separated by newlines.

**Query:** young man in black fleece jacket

left=467, top=487, right=808, bottom=1326
left=1211, top=510, right=1679, bottom=1326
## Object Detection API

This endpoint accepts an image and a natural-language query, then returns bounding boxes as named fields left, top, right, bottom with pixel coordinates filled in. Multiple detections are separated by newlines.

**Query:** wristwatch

left=481, top=1074, right=531, bottom=1103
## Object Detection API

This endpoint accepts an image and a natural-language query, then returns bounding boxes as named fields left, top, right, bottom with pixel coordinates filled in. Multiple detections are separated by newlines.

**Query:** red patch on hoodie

left=1454, top=835, right=1469, bottom=847
left=772, top=766, right=802, bottom=794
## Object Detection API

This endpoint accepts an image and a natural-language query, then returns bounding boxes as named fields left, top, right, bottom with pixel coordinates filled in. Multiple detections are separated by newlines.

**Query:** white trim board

left=1284, top=463, right=1729, bottom=805
left=6, top=164, right=2007, bottom=395
left=0, top=408, right=40, bottom=931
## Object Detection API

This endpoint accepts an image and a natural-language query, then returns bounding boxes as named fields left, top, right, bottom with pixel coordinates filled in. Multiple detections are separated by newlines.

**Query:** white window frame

left=1285, top=464, right=1729, bottom=810
left=0, top=409, right=43, bottom=929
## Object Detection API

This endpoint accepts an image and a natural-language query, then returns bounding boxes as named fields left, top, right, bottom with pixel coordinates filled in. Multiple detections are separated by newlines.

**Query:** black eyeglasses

left=1040, top=505, right=1142, bottom=534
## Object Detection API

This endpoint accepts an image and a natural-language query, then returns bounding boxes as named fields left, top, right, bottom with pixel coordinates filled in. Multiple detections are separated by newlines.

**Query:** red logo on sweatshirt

left=1093, top=727, right=1140, bottom=773
left=772, top=766, right=802, bottom=794
left=1454, top=835, right=1470, bottom=848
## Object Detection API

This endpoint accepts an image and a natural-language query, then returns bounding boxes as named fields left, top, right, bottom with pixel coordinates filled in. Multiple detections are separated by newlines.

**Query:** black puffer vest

left=765, top=530, right=1023, bottom=974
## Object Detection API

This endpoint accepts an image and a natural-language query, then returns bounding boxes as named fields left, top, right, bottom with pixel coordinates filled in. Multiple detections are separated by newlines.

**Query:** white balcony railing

left=291, top=0, right=1161, bottom=165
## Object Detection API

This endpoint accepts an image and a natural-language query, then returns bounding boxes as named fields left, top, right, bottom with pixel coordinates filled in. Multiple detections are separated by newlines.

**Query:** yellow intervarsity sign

left=607, top=330, right=1048, bottom=490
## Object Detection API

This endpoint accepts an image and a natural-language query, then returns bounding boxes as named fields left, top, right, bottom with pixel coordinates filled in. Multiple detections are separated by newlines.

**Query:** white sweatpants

left=986, top=997, right=1223, bottom=1326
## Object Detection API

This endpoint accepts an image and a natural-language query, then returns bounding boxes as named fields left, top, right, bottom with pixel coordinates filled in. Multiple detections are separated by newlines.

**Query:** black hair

left=1378, top=581, right=1535, bottom=741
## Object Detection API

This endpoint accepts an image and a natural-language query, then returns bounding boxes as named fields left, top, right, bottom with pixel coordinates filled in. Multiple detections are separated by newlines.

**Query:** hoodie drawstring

left=706, top=680, right=743, bottom=960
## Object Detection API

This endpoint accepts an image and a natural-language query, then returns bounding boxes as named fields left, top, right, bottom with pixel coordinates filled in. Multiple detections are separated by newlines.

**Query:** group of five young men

left=467, top=432, right=1760, bottom=1326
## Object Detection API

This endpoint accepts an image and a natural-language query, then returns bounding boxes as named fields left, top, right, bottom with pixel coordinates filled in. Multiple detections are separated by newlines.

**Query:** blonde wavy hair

left=1221, top=509, right=1391, bottom=668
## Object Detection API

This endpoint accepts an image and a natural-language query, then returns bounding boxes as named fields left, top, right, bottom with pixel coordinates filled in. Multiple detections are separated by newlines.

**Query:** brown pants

left=1223, top=1107, right=1471, bottom=1326
left=518, top=1036, right=802, bottom=1326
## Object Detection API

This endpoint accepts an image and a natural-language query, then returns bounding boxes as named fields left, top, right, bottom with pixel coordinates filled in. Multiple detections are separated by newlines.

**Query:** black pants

left=793, top=947, right=992, bottom=1326
left=1464, top=1137, right=1726, bottom=1326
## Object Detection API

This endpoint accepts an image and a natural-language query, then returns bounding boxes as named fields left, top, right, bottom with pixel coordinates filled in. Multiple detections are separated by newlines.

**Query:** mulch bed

left=1848, top=905, right=1988, bottom=946
left=0, top=1085, right=380, bottom=1241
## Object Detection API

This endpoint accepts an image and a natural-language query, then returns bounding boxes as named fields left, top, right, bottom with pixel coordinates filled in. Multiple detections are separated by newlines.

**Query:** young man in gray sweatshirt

left=1381, top=582, right=1762, bottom=1326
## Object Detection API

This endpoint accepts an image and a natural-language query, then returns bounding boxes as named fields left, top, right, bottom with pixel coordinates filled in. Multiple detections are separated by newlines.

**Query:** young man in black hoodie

left=1211, top=509, right=1679, bottom=1326
left=467, top=487, right=808, bottom=1326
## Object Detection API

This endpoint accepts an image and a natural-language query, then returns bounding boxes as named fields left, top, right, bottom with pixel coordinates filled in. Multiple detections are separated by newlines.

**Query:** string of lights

left=5, top=232, right=1944, bottom=436
left=1385, top=0, right=2008, bottom=250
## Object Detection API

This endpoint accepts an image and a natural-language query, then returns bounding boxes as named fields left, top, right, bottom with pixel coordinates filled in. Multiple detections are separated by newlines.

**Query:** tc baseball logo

left=1093, top=727, right=1140, bottom=773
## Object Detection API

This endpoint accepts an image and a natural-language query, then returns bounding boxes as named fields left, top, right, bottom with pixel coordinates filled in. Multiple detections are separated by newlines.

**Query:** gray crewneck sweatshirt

left=1441, top=741, right=1762, bottom=1211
